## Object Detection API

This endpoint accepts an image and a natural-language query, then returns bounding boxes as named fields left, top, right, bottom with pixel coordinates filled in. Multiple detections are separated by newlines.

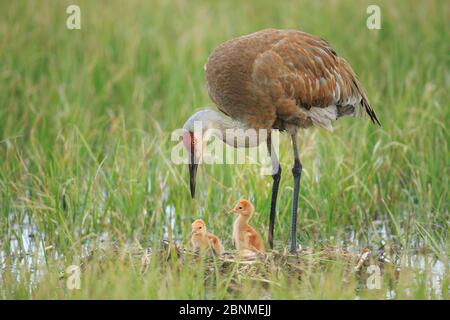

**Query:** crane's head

left=230, top=199, right=254, bottom=217
left=191, top=219, right=207, bottom=236
left=182, top=110, right=220, bottom=198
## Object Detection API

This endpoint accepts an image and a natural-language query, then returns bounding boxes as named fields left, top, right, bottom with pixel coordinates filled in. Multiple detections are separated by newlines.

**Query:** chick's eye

left=239, top=206, right=242, bottom=209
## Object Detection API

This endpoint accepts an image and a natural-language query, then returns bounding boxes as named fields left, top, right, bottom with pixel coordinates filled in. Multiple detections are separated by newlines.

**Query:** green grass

left=0, top=0, right=448, bottom=299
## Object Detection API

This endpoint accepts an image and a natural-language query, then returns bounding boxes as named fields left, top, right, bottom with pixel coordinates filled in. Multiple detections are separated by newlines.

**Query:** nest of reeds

left=66, top=238, right=402, bottom=293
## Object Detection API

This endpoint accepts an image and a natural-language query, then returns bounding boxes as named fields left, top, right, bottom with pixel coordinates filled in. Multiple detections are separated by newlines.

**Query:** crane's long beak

left=189, top=162, right=198, bottom=198
left=189, top=150, right=198, bottom=198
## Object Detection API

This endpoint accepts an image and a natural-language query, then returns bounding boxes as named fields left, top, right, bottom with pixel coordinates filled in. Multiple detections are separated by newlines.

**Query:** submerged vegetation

left=0, top=0, right=448, bottom=299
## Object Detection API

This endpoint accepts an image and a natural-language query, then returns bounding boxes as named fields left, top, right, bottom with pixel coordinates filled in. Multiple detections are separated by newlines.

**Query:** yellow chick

left=190, top=219, right=223, bottom=255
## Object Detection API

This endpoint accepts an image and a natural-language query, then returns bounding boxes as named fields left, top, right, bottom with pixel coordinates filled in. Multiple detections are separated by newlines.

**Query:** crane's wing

left=252, top=30, right=380, bottom=129
left=205, top=29, right=380, bottom=130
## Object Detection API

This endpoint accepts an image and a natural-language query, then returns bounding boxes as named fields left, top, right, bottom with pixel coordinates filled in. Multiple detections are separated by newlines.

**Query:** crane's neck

left=184, top=109, right=266, bottom=148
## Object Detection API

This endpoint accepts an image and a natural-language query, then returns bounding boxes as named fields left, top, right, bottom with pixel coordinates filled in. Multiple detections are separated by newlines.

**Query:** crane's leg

left=290, top=132, right=302, bottom=253
left=267, top=133, right=281, bottom=249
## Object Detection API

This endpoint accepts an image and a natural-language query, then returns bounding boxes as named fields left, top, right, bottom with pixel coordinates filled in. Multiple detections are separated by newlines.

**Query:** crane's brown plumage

left=205, top=28, right=380, bottom=131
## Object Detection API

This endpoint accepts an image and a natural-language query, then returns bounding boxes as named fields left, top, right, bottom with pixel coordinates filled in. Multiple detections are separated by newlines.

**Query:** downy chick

left=190, top=219, right=223, bottom=255
left=231, top=199, right=265, bottom=253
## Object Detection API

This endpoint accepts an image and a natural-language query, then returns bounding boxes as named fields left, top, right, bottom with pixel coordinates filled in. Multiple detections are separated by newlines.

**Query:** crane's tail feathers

left=352, top=78, right=381, bottom=126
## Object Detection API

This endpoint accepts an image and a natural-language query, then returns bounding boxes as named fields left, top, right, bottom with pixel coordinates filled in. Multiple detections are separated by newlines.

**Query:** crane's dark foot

left=289, top=243, right=298, bottom=254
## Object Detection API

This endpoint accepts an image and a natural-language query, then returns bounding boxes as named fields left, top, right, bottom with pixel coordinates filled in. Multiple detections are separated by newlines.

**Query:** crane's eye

left=199, top=226, right=202, bottom=229
left=183, top=132, right=196, bottom=151
left=239, top=206, right=242, bottom=209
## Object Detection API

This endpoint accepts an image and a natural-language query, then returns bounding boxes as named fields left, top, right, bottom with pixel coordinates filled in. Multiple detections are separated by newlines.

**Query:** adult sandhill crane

left=182, top=29, right=380, bottom=253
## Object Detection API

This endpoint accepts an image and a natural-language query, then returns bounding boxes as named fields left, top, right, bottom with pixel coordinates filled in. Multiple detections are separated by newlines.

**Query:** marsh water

left=1, top=212, right=447, bottom=299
